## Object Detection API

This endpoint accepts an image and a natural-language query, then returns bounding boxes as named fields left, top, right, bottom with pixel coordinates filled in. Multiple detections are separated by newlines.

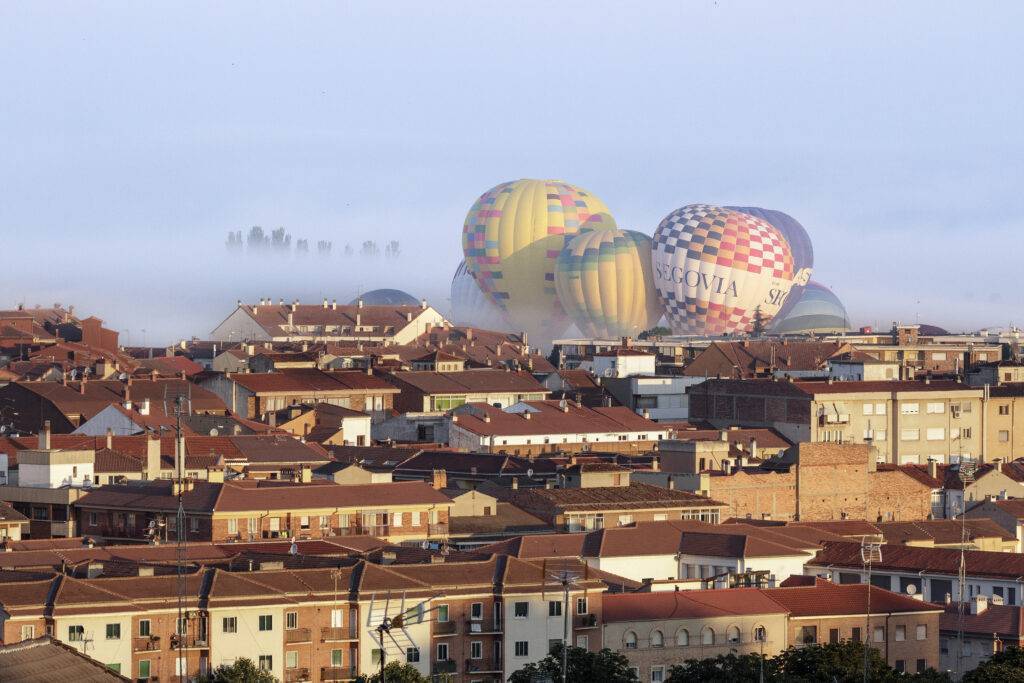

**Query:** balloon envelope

left=554, top=229, right=662, bottom=338
left=651, top=204, right=802, bottom=335
left=462, top=179, right=616, bottom=341
left=450, top=260, right=510, bottom=330
left=348, top=289, right=419, bottom=306
left=769, top=281, right=852, bottom=334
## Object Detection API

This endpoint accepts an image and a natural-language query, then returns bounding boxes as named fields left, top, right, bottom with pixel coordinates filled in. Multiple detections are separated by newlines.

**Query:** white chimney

left=40, top=420, right=51, bottom=450
left=105, top=428, right=113, bottom=450
left=749, top=438, right=758, bottom=460
left=140, top=398, right=151, bottom=416
left=331, top=299, right=337, bottom=310
left=971, top=595, right=988, bottom=615
left=322, top=298, right=328, bottom=309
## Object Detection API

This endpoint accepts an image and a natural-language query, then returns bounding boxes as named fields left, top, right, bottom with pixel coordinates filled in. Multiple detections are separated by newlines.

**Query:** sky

left=1, top=1, right=1022, bottom=345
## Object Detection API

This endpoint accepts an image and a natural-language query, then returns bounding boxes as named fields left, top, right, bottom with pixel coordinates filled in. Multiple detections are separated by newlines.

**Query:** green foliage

left=963, top=646, right=1024, bottom=683
left=639, top=325, right=671, bottom=340
left=195, top=657, right=277, bottom=683
left=355, top=661, right=429, bottom=683
left=667, top=641, right=950, bottom=683
left=751, top=305, right=766, bottom=338
left=507, top=644, right=638, bottom=683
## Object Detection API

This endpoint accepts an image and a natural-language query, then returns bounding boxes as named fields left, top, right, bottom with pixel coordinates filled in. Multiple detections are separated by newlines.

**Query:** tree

left=751, top=305, right=766, bottom=338
left=360, top=240, right=380, bottom=258
left=246, top=225, right=270, bottom=251
left=225, top=229, right=243, bottom=250
left=270, top=227, right=292, bottom=253
left=355, top=661, right=428, bottom=683
left=317, top=239, right=333, bottom=255
left=507, top=644, right=637, bottom=683
left=668, top=653, right=778, bottom=683
left=963, top=646, right=1024, bottom=682
left=295, top=238, right=309, bottom=253
left=196, top=657, right=277, bottom=683
left=385, top=240, right=401, bottom=258
left=639, top=325, right=671, bottom=340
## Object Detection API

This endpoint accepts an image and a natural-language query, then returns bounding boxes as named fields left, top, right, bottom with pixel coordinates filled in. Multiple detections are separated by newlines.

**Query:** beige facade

left=983, top=388, right=1024, bottom=464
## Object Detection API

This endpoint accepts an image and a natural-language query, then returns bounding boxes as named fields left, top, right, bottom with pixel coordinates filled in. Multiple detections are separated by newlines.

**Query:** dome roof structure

left=348, top=289, right=419, bottom=306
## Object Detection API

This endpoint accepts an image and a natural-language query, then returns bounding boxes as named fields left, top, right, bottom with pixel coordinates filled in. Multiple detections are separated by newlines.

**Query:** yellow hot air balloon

left=462, top=179, right=616, bottom=341
left=554, top=229, right=662, bottom=339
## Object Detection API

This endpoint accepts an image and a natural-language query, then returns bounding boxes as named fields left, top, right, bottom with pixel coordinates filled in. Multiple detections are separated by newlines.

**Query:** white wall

left=55, top=613, right=133, bottom=675
left=20, top=458, right=95, bottom=488
left=592, top=355, right=656, bottom=379
left=503, top=591, right=586, bottom=671
left=209, top=605, right=284, bottom=680
left=588, top=555, right=680, bottom=584
left=211, top=307, right=272, bottom=342
left=340, top=416, right=372, bottom=446
left=357, top=597, right=432, bottom=678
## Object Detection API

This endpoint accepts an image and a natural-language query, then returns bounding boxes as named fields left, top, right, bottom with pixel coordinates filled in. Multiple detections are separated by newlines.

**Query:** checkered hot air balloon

left=449, top=260, right=510, bottom=330
left=461, top=179, right=616, bottom=342
left=650, top=204, right=808, bottom=335
left=554, top=229, right=662, bottom=339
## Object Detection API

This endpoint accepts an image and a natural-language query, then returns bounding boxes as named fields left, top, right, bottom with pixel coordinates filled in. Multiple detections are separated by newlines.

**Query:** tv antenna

left=955, top=462, right=977, bottom=680
left=544, top=560, right=586, bottom=683
left=859, top=534, right=883, bottom=683
left=365, top=590, right=445, bottom=683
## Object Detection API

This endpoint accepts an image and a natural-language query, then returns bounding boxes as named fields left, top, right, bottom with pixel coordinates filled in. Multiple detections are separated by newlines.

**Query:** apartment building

left=385, top=369, right=548, bottom=413
left=74, top=478, right=452, bottom=545
left=983, top=384, right=1024, bottom=464
left=688, top=378, right=985, bottom=465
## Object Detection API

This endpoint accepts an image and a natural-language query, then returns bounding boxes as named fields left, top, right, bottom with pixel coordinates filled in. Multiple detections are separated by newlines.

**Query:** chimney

left=300, top=465, right=312, bottom=484
left=994, top=458, right=1003, bottom=473
left=287, top=312, right=294, bottom=327
left=80, top=375, right=87, bottom=394
left=207, top=467, right=224, bottom=483
left=432, top=469, right=447, bottom=490
left=750, top=438, right=758, bottom=460
left=420, top=299, right=427, bottom=310
left=720, top=430, right=728, bottom=442
left=927, top=457, right=938, bottom=479
left=291, top=300, right=298, bottom=312
left=483, top=414, right=491, bottom=423
left=642, top=409, right=651, bottom=420
left=356, top=312, right=361, bottom=327
left=323, top=298, right=328, bottom=309
left=523, top=411, right=531, bottom=420
left=332, top=299, right=337, bottom=310
left=357, top=298, right=364, bottom=309
left=40, top=420, right=51, bottom=450
left=652, top=457, right=660, bottom=472
left=667, top=477, right=675, bottom=490
left=405, top=311, right=412, bottom=322
left=105, top=428, right=113, bottom=450
left=140, top=398, right=150, bottom=416
left=971, top=595, right=988, bottom=615
left=146, top=435, right=161, bottom=480
left=722, top=460, right=733, bottom=475
left=511, top=477, right=519, bottom=490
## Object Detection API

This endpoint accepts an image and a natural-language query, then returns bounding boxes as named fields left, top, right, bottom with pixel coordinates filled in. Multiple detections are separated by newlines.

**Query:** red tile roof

left=603, top=588, right=789, bottom=622
left=386, top=369, right=547, bottom=395
left=453, top=400, right=668, bottom=437
left=810, top=541, right=1024, bottom=580
left=763, top=582, right=943, bottom=617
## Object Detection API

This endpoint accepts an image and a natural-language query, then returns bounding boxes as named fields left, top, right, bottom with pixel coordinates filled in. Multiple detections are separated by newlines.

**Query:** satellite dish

left=209, top=428, right=219, bottom=436
left=0, top=426, right=6, bottom=434
left=906, top=584, right=917, bottom=595
left=289, top=540, right=298, bottom=556
left=527, top=468, right=534, bottom=479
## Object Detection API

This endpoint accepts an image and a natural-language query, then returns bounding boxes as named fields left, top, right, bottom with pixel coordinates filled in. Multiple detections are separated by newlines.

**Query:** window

left=227, top=518, right=238, bottom=534
left=916, top=659, right=927, bottom=673
left=468, top=640, right=482, bottom=659
left=138, top=660, right=151, bottom=679
left=106, top=664, right=121, bottom=674
left=851, top=627, right=862, bottom=642
left=548, top=638, right=561, bottom=654
left=258, top=614, right=273, bottom=631
left=901, top=403, right=919, bottom=415
left=332, top=649, right=344, bottom=667
left=895, top=625, right=906, bottom=641
left=962, top=428, right=972, bottom=439
left=727, top=626, right=740, bottom=644
left=916, top=624, right=927, bottom=640
left=88, top=512, right=97, bottom=527
left=702, top=627, right=715, bottom=645
left=406, top=647, right=419, bottom=663
left=999, top=404, right=1010, bottom=416
left=926, top=428, right=945, bottom=441
left=223, top=617, right=237, bottom=633
left=412, top=511, right=421, bottom=526
left=651, top=629, right=664, bottom=647
left=258, top=655, right=272, bottom=672
left=299, top=515, right=310, bottom=529
left=549, top=600, right=562, bottom=617
left=873, top=626, right=885, bottom=642
left=319, top=515, right=330, bottom=529
left=617, top=514, right=633, bottom=526
left=576, top=597, right=588, bottom=614
left=105, top=623, right=121, bottom=640
left=895, top=660, right=905, bottom=673
left=651, top=666, right=665, bottom=683
left=876, top=403, right=887, bottom=415
left=437, top=604, right=449, bottom=622
left=676, top=629, right=689, bottom=646
left=797, top=626, right=816, bottom=645
left=999, top=430, right=1010, bottom=443
left=471, top=602, right=483, bottom=620
left=901, top=428, right=920, bottom=441
left=576, top=635, right=588, bottom=649
left=513, top=602, right=528, bottom=618
left=392, top=512, right=403, bottom=528
left=286, top=611, right=297, bottom=629
left=875, top=429, right=887, bottom=441
left=20, top=625, right=34, bottom=640
left=269, top=517, right=280, bottom=532
left=189, top=516, right=199, bottom=532
left=624, top=631, right=638, bottom=649
left=514, top=641, right=529, bottom=657
left=926, top=402, right=945, bottom=414
left=829, top=628, right=839, bottom=644
left=437, top=643, right=449, bottom=661
left=286, top=651, right=298, bottom=669
left=68, top=625, right=84, bottom=641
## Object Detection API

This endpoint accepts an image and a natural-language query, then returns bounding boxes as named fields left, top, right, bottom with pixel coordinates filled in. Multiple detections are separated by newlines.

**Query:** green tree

left=963, top=646, right=1024, bottom=682
left=507, top=644, right=638, bottom=683
left=196, top=657, right=277, bottom=683
left=355, top=660, right=429, bottom=683
left=639, top=325, right=671, bottom=340
left=751, top=305, right=766, bottom=338
left=668, top=652, right=778, bottom=682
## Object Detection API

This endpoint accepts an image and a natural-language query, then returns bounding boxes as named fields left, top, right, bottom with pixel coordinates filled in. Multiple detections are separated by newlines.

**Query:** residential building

left=587, top=348, right=656, bottom=379
left=603, top=375, right=704, bottom=421
left=385, top=369, right=549, bottom=413
left=983, top=384, right=1024, bottom=464
left=683, top=340, right=850, bottom=380
left=0, top=635, right=131, bottom=682
left=940, top=597, right=1023, bottom=675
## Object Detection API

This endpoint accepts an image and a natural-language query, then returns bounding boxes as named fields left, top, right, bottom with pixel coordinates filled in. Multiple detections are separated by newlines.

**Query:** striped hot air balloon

left=450, top=260, right=510, bottom=330
left=554, top=229, right=662, bottom=339
left=461, top=179, right=616, bottom=342
left=650, top=204, right=809, bottom=335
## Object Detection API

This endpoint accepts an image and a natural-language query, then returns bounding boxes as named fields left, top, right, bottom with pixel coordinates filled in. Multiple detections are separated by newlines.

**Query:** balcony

left=170, top=634, right=208, bottom=649
left=432, top=660, right=457, bottom=675
left=433, top=620, right=458, bottom=636
left=465, top=619, right=501, bottom=635
left=133, top=635, right=161, bottom=652
left=320, top=666, right=358, bottom=681
left=428, top=523, right=449, bottom=536
left=321, top=626, right=358, bottom=642
left=574, top=613, right=598, bottom=629
left=334, top=525, right=389, bottom=538
left=284, top=668, right=310, bottom=683
left=285, top=627, right=311, bottom=643
left=466, top=658, right=502, bottom=673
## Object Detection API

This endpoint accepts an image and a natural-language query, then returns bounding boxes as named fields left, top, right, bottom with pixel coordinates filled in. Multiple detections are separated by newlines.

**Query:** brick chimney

left=432, top=469, right=447, bottom=490
left=927, top=457, right=938, bottom=480
left=146, top=434, right=161, bottom=480
left=105, top=428, right=113, bottom=450
left=40, top=420, right=51, bottom=450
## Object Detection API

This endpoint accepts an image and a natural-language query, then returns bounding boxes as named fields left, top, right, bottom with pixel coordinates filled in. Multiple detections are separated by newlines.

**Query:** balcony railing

left=465, top=619, right=501, bottom=634
left=320, top=666, right=358, bottom=681
left=574, top=613, right=598, bottom=629
left=428, top=523, right=449, bottom=536
left=170, top=634, right=208, bottom=649
left=284, top=668, right=310, bottom=683
left=433, top=620, right=458, bottom=636
left=432, top=660, right=457, bottom=675
left=321, top=626, right=357, bottom=642
left=284, top=627, right=311, bottom=643
left=133, top=635, right=161, bottom=651
left=334, top=525, right=389, bottom=537
left=466, top=658, right=502, bottom=673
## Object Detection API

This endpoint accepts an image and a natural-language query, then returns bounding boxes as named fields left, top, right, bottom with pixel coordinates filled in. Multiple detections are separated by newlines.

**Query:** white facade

left=339, top=414, right=372, bottom=446
left=18, top=449, right=95, bottom=488
left=73, top=403, right=149, bottom=436
left=208, top=604, right=284, bottom=680
left=56, top=611, right=134, bottom=676
left=590, top=354, right=656, bottom=379
left=503, top=591, right=589, bottom=672
left=357, top=596, right=433, bottom=679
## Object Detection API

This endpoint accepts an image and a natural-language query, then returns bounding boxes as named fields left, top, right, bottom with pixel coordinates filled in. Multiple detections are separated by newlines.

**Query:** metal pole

left=863, top=560, right=871, bottom=683
left=562, top=577, right=570, bottom=683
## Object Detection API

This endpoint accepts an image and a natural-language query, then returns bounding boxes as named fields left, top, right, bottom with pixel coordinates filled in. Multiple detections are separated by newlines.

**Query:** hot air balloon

left=769, top=281, right=851, bottom=334
left=462, top=179, right=616, bottom=342
left=650, top=204, right=811, bottom=335
left=348, top=289, right=419, bottom=306
left=450, top=260, right=510, bottom=330
left=554, top=229, right=662, bottom=339
left=726, top=206, right=814, bottom=322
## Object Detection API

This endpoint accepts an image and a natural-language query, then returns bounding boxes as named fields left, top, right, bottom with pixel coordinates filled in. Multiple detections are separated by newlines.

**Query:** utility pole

left=861, top=535, right=883, bottom=683
left=956, top=462, right=977, bottom=680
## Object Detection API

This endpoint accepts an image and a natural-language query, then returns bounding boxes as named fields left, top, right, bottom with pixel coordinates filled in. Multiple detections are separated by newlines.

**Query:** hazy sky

left=2, top=2, right=1022, bottom=344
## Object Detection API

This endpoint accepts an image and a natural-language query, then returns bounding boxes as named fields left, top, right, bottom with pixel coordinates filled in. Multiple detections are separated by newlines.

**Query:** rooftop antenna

left=365, top=590, right=445, bottom=683
left=545, top=560, right=584, bottom=683
left=956, top=461, right=977, bottom=680
left=171, top=393, right=189, bottom=677
left=859, top=534, right=883, bottom=683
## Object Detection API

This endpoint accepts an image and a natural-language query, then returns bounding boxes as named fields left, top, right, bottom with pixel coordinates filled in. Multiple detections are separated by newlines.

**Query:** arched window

left=676, top=629, right=689, bottom=646
left=624, top=631, right=637, bottom=649
left=727, top=626, right=741, bottom=644
left=753, top=625, right=767, bottom=643
left=651, top=630, right=664, bottom=648
left=702, top=627, right=715, bottom=645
